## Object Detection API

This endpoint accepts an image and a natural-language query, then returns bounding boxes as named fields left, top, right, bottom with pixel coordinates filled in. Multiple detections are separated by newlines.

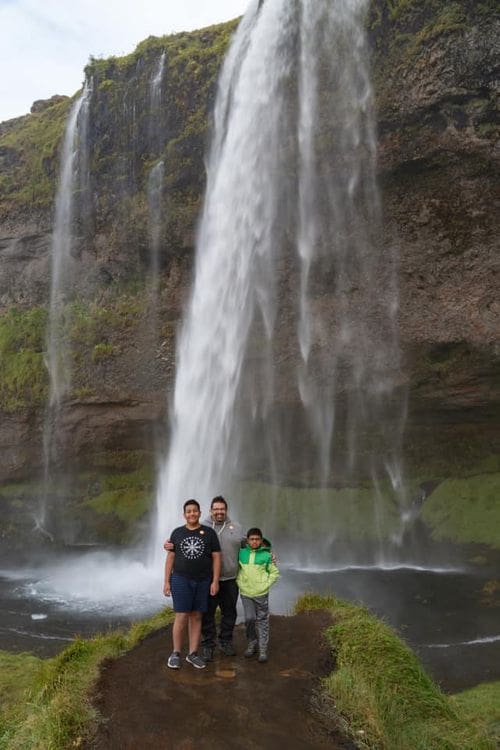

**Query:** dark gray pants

left=201, top=578, right=239, bottom=647
left=241, top=593, right=269, bottom=653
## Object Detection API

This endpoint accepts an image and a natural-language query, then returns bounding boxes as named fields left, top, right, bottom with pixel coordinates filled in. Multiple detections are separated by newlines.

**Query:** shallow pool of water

left=1, top=552, right=499, bottom=693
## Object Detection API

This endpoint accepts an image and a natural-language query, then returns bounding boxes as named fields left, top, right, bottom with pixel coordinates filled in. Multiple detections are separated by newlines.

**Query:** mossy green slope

left=2, top=598, right=495, bottom=750
left=0, top=609, right=174, bottom=750
left=297, top=594, right=497, bottom=750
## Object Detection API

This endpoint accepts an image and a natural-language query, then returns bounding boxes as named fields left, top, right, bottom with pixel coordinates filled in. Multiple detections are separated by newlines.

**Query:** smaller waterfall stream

left=147, top=161, right=165, bottom=297
left=149, top=51, right=166, bottom=154
left=38, top=81, right=92, bottom=535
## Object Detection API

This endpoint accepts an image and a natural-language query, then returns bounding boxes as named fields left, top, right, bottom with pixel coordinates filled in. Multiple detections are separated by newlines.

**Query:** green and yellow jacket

left=236, top=540, right=280, bottom=597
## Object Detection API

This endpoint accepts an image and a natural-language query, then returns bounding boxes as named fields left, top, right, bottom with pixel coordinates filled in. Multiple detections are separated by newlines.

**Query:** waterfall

left=147, top=161, right=165, bottom=289
left=146, top=51, right=166, bottom=293
left=150, top=51, right=165, bottom=108
left=38, top=81, right=92, bottom=534
left=149, top=51, right=166, bottom=154
left=153, top=0, right=406, bottom=563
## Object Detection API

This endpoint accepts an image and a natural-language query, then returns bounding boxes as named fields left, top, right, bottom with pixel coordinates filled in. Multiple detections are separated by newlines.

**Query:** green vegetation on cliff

left=81, top=466, right=154, bottom=543
left=84, top=20, right=238, bottom=255
left=237, top=480, right=403, bottom=542
left=0, top=18, right=238, bottom=242
left=0, top=96, right=70, bottom=221
left=422, top=472, right=500, bottom=549
left=369, top=0, right=500, bottom=122
left=0, top=307, right=47, bottom=411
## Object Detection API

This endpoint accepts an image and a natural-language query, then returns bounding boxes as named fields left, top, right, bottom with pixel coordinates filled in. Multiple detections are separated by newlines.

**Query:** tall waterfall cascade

left=38, top=81, right=92, bottom=534
left=153, top=0, right=407, bottom=565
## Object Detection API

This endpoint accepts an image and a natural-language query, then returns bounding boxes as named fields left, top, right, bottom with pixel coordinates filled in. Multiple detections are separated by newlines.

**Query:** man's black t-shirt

left=170, top=525, right=221, bottom=581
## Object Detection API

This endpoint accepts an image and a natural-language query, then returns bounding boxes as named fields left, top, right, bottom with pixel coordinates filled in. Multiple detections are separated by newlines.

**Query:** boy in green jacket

left=236, top=527, right=280, bottom=663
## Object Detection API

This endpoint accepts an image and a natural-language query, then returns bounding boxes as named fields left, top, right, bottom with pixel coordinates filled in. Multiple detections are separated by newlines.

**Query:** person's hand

left=163, top=582, right=171, bottom=597
left=164, top=539, right=174, bottom=552
left=210, top=581, right=219, bottom=596
left=271, top=551, right=277, bottom=564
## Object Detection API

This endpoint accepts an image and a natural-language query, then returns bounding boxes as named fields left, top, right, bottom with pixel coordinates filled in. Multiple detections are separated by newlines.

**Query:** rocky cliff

left=0, top=1, right=498, bottom=551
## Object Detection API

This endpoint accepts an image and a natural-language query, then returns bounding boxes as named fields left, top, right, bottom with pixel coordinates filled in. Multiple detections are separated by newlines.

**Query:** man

left=200, top=495, right=245, bottom=660
left=165, top=495, right=244, bottom=661
left=163, top=499, right=221, bottom=669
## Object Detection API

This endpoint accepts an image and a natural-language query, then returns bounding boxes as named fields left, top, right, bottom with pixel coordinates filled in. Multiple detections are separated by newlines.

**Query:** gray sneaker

left=186, top=652, right=206, bottom=669
left=167, top=651, right=181, bottom=669
left=244, top=640, right=258, bottom=658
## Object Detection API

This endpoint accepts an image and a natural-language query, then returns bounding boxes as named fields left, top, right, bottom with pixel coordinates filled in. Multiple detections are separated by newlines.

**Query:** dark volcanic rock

left=0, top=2, right=498, bottom=545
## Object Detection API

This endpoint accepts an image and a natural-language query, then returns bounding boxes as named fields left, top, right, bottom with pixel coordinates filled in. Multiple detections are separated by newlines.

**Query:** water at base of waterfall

left=1, top=554, right=499, bottom=692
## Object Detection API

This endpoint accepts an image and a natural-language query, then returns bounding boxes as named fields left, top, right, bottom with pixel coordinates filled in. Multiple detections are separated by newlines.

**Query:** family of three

left=163, top=496, right=279, bottom=670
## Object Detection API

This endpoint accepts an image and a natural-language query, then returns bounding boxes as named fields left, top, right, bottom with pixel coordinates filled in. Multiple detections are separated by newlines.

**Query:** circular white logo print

left=180, top=535, right=205, bottom=560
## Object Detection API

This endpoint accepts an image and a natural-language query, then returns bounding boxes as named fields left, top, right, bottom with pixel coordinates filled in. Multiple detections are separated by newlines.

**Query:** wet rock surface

left=87, top=610, right=354, bottom=750
left=0, top=2, right=498, bottom=550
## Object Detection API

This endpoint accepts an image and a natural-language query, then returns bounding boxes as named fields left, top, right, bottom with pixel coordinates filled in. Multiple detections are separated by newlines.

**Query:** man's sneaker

left=186, top=652, right=206, bottom=669
left=167, top=651, right=181, bottom=669
left=258, top=652, right=268, bottom=663
left=244, top=641, right=258, bottom=658
left=219, top=641, right=236, bottom=656
left=201, top=645, right=214, bottom=662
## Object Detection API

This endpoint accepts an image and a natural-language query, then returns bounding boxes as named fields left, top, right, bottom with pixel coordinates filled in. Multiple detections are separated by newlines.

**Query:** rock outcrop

left=0, top=1, right=498, bottom=548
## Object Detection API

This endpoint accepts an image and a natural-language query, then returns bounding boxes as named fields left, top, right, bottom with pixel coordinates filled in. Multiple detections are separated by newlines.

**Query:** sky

left=0, top=0, right=250, bottom=123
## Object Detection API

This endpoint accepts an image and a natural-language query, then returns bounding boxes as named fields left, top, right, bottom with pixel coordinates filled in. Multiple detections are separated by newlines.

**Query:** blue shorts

left=170, top=572, right=211, bottom=613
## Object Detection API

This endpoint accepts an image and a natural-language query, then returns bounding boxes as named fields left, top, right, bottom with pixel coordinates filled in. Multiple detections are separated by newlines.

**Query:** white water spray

left=153, top=0, right=405, bottom=562
left=38, top=82, right=92, bottom=532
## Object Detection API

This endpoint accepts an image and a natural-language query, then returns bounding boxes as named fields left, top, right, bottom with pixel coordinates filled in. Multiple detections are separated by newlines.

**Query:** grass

left=296, top=594, right=497, bottom=750
left=421, top=473, right=500, bottom=549
left=0, top=608, right=174, bottom=750
left=1, top=597, right=498, bottom=749
left=451, top=682, right=500, bottom=746
left=0, top=652, right=43, bottom=740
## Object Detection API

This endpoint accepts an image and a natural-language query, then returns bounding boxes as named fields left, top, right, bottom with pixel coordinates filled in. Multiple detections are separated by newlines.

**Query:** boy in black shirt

left=163, top=499, right=221, bottom=669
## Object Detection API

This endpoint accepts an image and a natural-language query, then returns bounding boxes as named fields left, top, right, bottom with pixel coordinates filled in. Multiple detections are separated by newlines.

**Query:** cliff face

left=0, top=2, right=498, bottom=548
left=372, top=0, right=499, bottom=401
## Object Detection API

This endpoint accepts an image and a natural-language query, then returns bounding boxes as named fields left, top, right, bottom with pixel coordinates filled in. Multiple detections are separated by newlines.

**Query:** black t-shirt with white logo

left=170, top=525, right=221, bottom=581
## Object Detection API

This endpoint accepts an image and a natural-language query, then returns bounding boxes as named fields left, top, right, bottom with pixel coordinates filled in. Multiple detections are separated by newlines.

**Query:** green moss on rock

left=79, top=468, right=155, bottom=543
left=235, top=480, right=403, bottom=542
left=84, top=487, right=150, bottom=524
left=0, top=96, right=71, bottom=220
left=0, top=307, right=48, bottom=411
left=422, top=473, right=500, bottom=548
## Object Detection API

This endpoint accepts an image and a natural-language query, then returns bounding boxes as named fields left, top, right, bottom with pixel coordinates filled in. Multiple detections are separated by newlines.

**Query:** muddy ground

left=86, top=610, right=356, bottom=749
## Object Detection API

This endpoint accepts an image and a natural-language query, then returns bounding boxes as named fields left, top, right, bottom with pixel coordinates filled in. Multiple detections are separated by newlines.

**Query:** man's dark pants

left=201, top=578, right=239, bottom=647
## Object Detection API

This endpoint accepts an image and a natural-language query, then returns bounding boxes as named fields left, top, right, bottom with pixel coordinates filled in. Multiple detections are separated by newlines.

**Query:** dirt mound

left=87, top=610, right=354, bottom=749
